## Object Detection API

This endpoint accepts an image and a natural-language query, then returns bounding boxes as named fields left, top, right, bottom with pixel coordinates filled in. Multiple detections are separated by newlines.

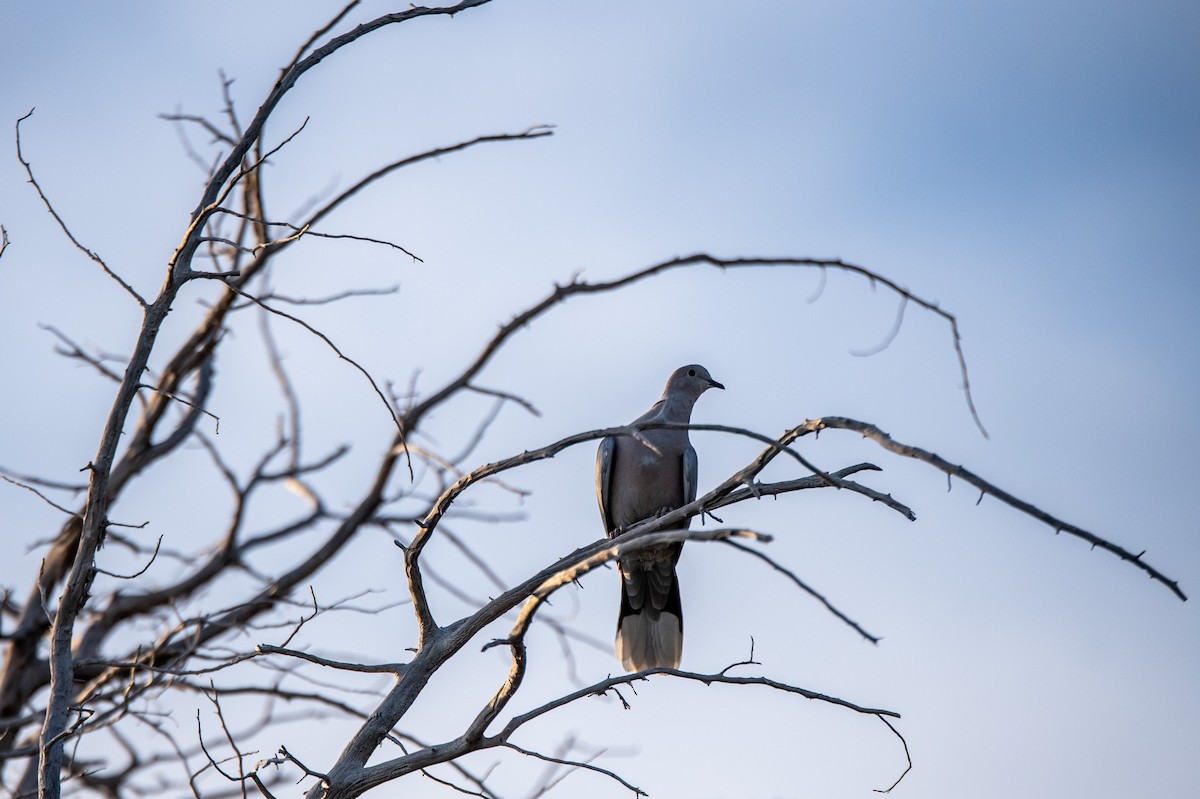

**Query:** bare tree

left=0, top=3, right=1187, bottom=799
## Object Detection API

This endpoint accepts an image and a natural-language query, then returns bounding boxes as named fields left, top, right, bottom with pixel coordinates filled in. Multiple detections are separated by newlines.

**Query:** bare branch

left=873, top=715, right=913, bottom=794
left=217, top=282, right=404, bottom=440
left=159, top=112, right=237, bottom=147
left=404, top=254, right=989, bottom=438
left=0, top=465, right=84, bottom=494
left=503, top=742, right=645, bottom=797
left=296, top=125, right=554, bottom=243
left=195, top=711, right=239, bottom=785
left=501, top=661, right=900, bottom=737
left=0, top=474, right=80, bottom=519
left=852, top=293, right=907, bottom=357
left=94, top=536, right=162, bottom=580
left=212, top=208, right=422, bottom=262
left=706, top=463, right=916, bottom=521
left=197, top=118, right=311, bottom=234
left=807, top=417, right=1187, bottom=601
left=40, top=323, right=124, bottom=383
left=282, top=1, right=363, bottom=79
left=15, top=109, right=147, bottom=307
left=254, top=645, right=404, bottom=676
left=257, top=303, right=304, bottom=472
left=255, top=285, right=400, bottom=307
left=464, top=383, right=542, bottom=418
left=722, top=539, right=881, bottom=643
left=161, top=109, right=226, bottom=173
left=135, top=383, right=220, bottom=434
left=167, top=0, right=501, bottom=283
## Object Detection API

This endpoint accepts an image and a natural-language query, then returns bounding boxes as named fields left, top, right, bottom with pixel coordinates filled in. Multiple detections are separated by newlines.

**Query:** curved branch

left=404, top=254, right=988, bottom=437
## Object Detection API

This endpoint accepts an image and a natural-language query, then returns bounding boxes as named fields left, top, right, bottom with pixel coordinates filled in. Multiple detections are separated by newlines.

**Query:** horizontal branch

left=498, top=663, right=900, bottom=739
left=255, top=645, right=405, bottom=675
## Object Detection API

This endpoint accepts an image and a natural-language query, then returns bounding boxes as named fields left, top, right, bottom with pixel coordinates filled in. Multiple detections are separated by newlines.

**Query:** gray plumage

left=596, top=364, right=724, bottom=671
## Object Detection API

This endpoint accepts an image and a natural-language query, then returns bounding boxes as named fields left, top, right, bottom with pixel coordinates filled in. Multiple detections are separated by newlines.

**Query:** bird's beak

left=707, top=378, right=725, bottom=390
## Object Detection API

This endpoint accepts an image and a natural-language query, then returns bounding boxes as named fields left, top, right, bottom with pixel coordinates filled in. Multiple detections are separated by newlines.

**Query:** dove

left=595, top=364, right=723, bottom=671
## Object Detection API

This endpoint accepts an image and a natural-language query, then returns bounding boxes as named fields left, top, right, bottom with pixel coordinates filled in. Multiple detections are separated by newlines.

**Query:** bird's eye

left=687, top=369, right=696, bottom=376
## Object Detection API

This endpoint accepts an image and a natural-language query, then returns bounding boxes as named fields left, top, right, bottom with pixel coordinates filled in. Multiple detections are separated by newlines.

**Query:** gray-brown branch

left=805, top=416, right=1187, bottom=601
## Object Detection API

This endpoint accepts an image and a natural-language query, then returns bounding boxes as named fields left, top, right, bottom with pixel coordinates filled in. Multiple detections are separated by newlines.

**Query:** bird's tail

left=615, top=565, right=683, bottom=672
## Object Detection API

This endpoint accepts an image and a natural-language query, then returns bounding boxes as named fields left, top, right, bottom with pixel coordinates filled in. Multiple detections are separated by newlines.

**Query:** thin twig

left=722, top=539, right=880, bottom=643
left=41, top=324, right=124, bottom=383
left=15, top=109, right=147, bottom=307
left=135, top=384, right=220, bottom=434
left=0, top=475, right=81, bottom=518
left=211, top=208, right=422, bottom=261
left=255, top=645, right=404, bottom=675
left=215, top=282, right=404, bottom=441
left=502, top=742, right=645, bottom=797
left=872, top=715, right=913, bottom=793
left=254, top=285, right=400, bottom=307
left=94, top=536, right=162, bottom=580
left=852, top=294, right=907, bottom=357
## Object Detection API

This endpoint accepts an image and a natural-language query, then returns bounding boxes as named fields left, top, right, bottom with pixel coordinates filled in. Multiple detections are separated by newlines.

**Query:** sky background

left=1, top=1, right=1198, bottom=797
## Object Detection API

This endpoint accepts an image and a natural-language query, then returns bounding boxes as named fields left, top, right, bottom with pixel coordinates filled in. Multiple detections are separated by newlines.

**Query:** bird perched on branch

left=595, top=364, right=724, bottom=671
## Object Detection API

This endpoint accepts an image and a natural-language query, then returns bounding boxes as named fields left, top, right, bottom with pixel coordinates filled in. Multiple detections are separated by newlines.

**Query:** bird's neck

left=657, top=392, right=698, bottom=423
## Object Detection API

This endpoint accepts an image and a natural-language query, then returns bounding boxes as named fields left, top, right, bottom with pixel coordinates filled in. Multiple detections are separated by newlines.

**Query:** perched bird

left=595, top=364, right=724, bottom=671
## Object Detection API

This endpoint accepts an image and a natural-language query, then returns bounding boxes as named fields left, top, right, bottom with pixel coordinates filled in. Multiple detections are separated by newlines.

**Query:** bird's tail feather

left=615, top=567, right=683, bottom=671
left=616, top=610, right=682, bottom=672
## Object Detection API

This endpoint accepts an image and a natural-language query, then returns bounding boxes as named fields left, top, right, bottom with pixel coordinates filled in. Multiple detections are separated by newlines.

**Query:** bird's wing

left=682, top=444, right=698, bottom=507
left=596, top=436, right=616, bottom=536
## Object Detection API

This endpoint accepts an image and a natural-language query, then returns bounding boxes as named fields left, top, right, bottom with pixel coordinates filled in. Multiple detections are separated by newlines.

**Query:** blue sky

left=2, top=2, right=1198, bottom=797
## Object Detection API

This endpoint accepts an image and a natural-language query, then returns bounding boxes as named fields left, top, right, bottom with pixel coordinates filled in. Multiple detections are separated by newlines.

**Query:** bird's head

left=664, top=364, right=725, bottom=399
